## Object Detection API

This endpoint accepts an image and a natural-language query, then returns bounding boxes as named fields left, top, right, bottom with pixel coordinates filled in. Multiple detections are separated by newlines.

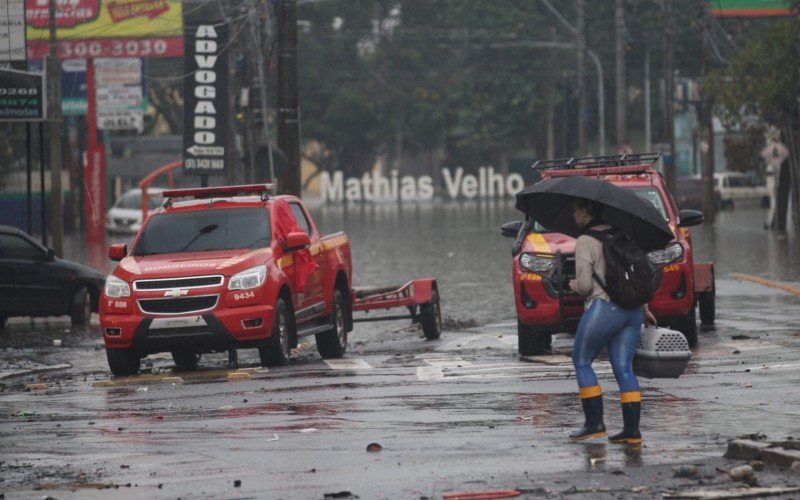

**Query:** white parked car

left=106, top=188, right=165, bottom=234
left=697, top=173, right=769, bottom=209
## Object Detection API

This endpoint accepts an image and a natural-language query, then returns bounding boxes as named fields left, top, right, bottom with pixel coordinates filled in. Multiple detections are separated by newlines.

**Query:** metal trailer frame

left=351, top=278, right=439, bottom=326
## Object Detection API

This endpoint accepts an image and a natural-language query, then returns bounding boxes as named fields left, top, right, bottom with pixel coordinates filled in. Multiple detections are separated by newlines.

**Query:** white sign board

left=94, top=58, right=144, bottom=131
left=0, top=0, right=25, bottom=62
left=760, top=140, right=789, bottom=167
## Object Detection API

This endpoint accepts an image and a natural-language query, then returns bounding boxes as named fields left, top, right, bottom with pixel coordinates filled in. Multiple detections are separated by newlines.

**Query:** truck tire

left=698, top=291, right=715, bottom=325
left=671, top=307, right=698, bottom=348
left=171, top=351, right=201, bottom=371
left=259, top=298, right=291, bottom=367
left=316, top=290, right=348, bottom=359
left=70, top=286, right=92, bottom=329
left=106, top=348, right=140, bottom=376
left=517, top=319, right=552, bottom=356
left=420, top=290, right=442, bottom=340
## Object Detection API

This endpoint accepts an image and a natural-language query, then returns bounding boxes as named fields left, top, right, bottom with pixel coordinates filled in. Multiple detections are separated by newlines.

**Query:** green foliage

left=706, top=15, right=800, bottom=127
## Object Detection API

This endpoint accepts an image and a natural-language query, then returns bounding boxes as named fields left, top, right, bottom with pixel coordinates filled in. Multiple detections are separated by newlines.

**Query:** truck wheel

left=420, top=290, right=442, bottom=340
left=70, top=287, right=92, bottom=330
left=671, top=307, right=698, bottom=348
left=259, top=298, right=291, bottom=367
left=171, top=351, right=201, bottom=371
left=698, top=291, right=715, bottom=325
left=517, top=319, right=552, bottom=356
left=316, top=290, right=348, bottom=359
left=106, top=348, right=140, bottom=376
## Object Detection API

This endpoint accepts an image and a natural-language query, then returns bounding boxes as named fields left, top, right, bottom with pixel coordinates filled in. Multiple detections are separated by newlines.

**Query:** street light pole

left=277, top=0, right=301, bottom=196
left=538, top=0, right=606, bottom=155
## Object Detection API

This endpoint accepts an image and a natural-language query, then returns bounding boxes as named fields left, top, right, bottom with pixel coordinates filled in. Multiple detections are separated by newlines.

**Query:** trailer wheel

left=316, top=290, right=348, bottom=359
left=171, top=351, right=201, bottom=371
left=420, top=290, right=442, bottom=340
left=517, top=320, right=552, bottom=356
left=670, top=307, right=698, bottom=348
left=259, top=298, right=291, bottom=367
left=106, top=348, right=140, bottom=376
left=698, top=291, right=715, bottom=325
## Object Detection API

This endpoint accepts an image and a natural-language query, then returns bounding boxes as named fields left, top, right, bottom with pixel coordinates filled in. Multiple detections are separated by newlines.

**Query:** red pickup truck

left=100, top=185, right=356, bottom=376
left=501, top=154, right=715, bottom=355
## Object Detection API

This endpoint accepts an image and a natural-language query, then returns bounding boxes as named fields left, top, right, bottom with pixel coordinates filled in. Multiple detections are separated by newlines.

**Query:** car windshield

left=630, top=187, right=669, bottom=220
left=116, top=192, right=163, bottom=210
left=132, top=208, right=271, bottom=256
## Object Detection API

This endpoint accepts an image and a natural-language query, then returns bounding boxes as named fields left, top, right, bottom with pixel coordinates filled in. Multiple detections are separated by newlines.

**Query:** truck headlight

left=647, top=242, right=684, bottom=266
left=229, top=265, right=267, bottom=290
left=105, top=275, right=130, bottom=298
left=519, top=253, right=554, bottom=274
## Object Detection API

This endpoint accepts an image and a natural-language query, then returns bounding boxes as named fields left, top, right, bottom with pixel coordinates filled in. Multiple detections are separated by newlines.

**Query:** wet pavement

left=2, top=204, right=800, bottom=498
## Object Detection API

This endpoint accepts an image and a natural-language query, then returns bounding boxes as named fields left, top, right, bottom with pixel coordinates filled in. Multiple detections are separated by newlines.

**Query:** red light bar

left=162, top=184, right=275, bottom=199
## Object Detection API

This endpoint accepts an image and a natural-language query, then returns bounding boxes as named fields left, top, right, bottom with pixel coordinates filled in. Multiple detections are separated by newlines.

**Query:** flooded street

left=2, top=204, right=800, bottom=498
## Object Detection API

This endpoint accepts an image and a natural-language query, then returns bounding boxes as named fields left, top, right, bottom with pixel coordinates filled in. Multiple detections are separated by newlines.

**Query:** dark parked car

left=0, top=225, right=106, bottom=330
left=676, top=177, right=721, bottom=211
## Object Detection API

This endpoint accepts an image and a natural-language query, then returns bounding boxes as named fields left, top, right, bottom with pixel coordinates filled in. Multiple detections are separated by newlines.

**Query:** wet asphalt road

left=2, top=204, right=800, bottom=499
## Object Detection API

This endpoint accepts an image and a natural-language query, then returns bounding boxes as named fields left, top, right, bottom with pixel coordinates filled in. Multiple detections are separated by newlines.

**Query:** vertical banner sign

left=0, top=0, right=26, bottom=62
left=94, top=57, right=143, bottom=130
left=183, top=23, right=228, bottom=175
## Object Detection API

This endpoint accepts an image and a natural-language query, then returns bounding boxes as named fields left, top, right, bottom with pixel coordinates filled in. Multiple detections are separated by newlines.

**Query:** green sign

left=709, top=0, right=791, bottom=17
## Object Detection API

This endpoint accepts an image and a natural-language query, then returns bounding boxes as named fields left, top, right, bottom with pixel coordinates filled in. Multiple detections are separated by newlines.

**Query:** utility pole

left=699, top=3, right=716, bottom=223
left=663, top=0, right=676, bottom=195
left=644, top=46, right=651, bottom=153
left=615, top=0, right=627, bottom=148
left=277, top=0, right=301, bottom=196
left=47, top=0, right=63, bottom=256
left=545, top=26, right=557, bottom=159
left=250, top=0, right=275, bottom=184
left=576, top=0, right=587, bottom=155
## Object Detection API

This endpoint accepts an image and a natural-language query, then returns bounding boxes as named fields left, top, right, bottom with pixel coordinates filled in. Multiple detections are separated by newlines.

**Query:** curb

left=725, top=439, right=800, bottom=468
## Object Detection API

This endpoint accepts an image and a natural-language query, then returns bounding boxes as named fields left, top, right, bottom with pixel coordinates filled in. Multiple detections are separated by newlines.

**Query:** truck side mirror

left=500, top=220, right=522, bottom=238
left=108, top=243, right=127, bottom=261
left=678, top=209, right=704, bottom=228
left=284, top=231, right=311, bottom=251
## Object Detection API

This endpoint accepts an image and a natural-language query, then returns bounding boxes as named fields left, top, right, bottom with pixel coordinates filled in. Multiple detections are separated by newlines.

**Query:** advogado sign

left=182, top=23, right=228, bottom=176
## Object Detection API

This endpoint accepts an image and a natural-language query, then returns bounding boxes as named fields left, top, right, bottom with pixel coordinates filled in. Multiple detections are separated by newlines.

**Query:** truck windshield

left=630, top=187, right=669, bottom=220
left=133, top=208, right=271, bottom=256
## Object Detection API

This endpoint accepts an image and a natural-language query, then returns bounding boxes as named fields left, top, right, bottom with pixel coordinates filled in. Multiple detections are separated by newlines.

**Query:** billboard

left=26, top=0, right=184, bottom=59
left=0, top=0, right=26, bottom=62
left=95, top=57, right=143, bottom=130
left=182, top=23, right=228, bottom=176
left=0, top=68, right=45, bottom=121
left=709, top=0, right=791, bottom=17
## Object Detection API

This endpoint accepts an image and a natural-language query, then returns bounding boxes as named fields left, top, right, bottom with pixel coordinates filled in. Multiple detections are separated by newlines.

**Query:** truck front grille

left=138, top=295, right=219, bottom=315
left=134, top=275, right=224, bottom=291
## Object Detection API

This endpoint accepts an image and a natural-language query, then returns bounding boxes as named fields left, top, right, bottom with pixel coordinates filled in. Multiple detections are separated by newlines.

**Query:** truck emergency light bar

left=162, top=184, right=275, bottom=203
left=532, top=153, right=661, bottom=171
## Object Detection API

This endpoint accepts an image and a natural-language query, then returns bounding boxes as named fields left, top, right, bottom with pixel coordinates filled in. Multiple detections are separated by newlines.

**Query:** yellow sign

left=26, top=0, right=183, bottom=40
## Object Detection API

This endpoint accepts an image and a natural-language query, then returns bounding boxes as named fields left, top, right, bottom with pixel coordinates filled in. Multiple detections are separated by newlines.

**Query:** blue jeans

left=573, top=299, right=643, bottom=393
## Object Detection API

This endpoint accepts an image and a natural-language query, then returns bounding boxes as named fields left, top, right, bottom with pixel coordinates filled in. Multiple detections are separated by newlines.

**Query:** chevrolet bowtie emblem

left=164, top=289, right=189, bottom=298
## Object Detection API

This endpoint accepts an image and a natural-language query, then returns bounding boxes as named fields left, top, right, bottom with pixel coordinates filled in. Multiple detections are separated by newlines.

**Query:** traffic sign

left=761, top=141, right=789, bottom=166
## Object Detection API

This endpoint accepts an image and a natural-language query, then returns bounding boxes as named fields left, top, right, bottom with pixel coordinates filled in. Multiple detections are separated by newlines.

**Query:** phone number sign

left=27, top=36, right=183, bottom=60
left=0, top=69, right=45, bottom=121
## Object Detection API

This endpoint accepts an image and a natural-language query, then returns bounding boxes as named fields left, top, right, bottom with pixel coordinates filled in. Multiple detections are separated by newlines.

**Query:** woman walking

left=567, top=199, right=656, bottom=444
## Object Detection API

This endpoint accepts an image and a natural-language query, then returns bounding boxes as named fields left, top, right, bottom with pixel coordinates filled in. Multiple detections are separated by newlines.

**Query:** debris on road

left=673, top=465, right=700, bottom=478
left=728, top=465, right=754, bottom=481
left=228, top=371, right=251, bottom=381
left=442, top=490, right=520, bottom=500
left=233, top=479, right=242, bottom=488
left=23, top=383, right=47, bottom=391
left=323, top=491, right=357, bottom=499
left=161, top=376, right=183, bottom=384
left=52, top=339, right=62, bottom=347
left=663, top=486, right=800, bottom=499
left=366, top=442, right=383, bottom=452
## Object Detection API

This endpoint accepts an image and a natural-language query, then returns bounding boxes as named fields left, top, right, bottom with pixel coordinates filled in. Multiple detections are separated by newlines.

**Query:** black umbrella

left=515, top=176, right=674, bottom=252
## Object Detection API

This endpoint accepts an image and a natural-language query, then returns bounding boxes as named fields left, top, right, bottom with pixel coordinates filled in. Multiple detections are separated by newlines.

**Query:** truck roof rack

left=162, top=184, right=275, bottom=206
left=532, top=153, right=661, bottom=171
